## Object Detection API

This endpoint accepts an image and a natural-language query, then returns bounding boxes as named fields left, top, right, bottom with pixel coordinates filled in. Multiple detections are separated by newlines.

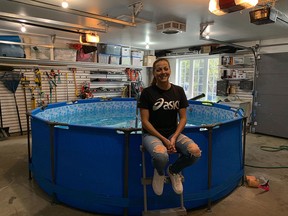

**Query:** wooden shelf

left=223, top=78, right=250, bottom=81
left=0, top=56, right=146, bottom=70
left=220, top=64, right=254, bottom=69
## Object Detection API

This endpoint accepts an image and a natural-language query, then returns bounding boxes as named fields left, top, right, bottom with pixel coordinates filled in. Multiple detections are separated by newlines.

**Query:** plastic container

left=97, top=43, right=121, bottom=55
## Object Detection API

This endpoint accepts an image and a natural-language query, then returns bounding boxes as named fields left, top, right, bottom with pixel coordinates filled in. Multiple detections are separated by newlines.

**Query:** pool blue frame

left=28, top=98, right=246, bottom=216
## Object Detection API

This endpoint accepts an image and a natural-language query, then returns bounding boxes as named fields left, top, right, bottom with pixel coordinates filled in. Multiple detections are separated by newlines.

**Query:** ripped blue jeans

left=142, top=133, right=201, bottom=176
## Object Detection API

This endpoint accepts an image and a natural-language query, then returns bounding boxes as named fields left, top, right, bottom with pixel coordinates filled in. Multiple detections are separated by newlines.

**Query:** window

left=177, top=55, right=220, bottom=101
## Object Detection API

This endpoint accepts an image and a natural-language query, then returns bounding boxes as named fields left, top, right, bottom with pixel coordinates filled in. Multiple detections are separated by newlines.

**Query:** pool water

left=35, top=100, right=241, bottom=128
left=69, top=115, right=139, bottom=128
left=48, top=112, right=215, bottom=128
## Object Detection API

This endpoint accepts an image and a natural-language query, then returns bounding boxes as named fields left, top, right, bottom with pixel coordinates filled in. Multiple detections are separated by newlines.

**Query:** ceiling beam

left=0, top=11, right=107, bottom=34
left=8, top=0, right=137, bottom=27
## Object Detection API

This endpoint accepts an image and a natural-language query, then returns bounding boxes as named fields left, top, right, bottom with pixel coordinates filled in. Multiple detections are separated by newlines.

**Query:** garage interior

left=0, top=0, right=288, bottom=216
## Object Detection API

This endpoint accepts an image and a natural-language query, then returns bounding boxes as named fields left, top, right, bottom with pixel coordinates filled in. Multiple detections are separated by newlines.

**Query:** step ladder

left=141, top=145, right=187, bottom=216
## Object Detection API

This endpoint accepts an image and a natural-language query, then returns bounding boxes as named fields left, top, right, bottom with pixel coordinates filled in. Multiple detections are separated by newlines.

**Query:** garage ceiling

left=0, top=0, right=288, bottom=51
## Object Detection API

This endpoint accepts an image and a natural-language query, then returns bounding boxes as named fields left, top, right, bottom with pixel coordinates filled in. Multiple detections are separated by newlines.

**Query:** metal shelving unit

left=90, top=69, right=129, bottom=98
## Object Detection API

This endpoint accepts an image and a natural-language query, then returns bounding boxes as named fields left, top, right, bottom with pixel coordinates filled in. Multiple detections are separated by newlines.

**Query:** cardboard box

left=201, top=46, right=211, bottom=54
left=143, top=55, right=156, bottom=67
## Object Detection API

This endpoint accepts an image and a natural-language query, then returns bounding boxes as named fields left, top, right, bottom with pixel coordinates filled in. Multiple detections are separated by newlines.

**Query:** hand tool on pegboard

left=71, top=68, right=79, bottom=98
left=34, top=67, right=45, bottom=106
left=46, top=71, right=57, bottom=103
left=49, top=69, right=58, bottom=102
left=20, top=72, right=30, bottom=113
left=65, top=72, right=69, bottom=101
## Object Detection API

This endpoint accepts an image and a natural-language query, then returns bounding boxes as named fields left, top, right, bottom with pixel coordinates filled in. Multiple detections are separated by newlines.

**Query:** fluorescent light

left=80, top=33, right=100, bottom=43
left=62, top=1, right=69, bottom=9
left=20, top=24, right=26, bottom=32
left=235, top=0, right=258, bottom=8
left=209, top=0, right=258, bottom=16
left=209, top=0, right=227, bottom=16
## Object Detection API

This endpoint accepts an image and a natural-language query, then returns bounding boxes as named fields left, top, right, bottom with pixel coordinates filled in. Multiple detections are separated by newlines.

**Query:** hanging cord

left=260, top=145, right=288, bottom=152
left=245, top=145, right=288, bottom=169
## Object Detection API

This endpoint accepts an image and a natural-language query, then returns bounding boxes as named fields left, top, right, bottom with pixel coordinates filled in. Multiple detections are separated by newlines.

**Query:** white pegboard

left=0, top=66, right=89, bottom=134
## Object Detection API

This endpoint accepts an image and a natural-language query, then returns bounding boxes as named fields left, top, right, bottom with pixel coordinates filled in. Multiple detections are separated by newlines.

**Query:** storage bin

left=131, top=50, right=144, bottom=59
left=236, top=71, right=246, bottom=79
left=55, top=48, right=77, bottom=62
left=233, top=56, right=244, bottom=65
left=97, top=43, right=121, bottom=55
left=244, top=55, right=255, bottom=65
left=98, top=53, right=110, bottom=64
left=240, top=80, right=253, bottom=90
left=132, top=56, right=142, bottom=67
left=0, top=36, right=25, bottom=58
left=30, top=46, right=50, bottom=60
left=76, top=50, right=95, bottom=62
left=110, top=55, right=121, bottom=65
left=217, top=80, right=228, bottom=96
left=0, top=44, right=25, bottom=58
left=121, top=47, right=131, bottom=56
left=121, top=56, right=131, bottom=65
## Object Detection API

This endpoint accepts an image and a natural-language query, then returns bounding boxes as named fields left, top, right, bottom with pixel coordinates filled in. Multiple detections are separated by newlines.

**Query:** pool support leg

left=141, top=145, right=148, bottom=213
left=241, top=117, right=247, bottom=186
left=123, top=130, right=130, bottom=216
left=49, top=123, right=58, bottom=204
left=117, top=128, right=142, bottom=216
left=207, top=127, right=213, bottom=212
left=26, top=112, right=32, bottom=180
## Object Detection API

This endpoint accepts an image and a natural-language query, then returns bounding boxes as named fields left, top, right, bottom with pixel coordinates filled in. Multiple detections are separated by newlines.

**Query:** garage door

left=253, top=53, right=288, bottom=138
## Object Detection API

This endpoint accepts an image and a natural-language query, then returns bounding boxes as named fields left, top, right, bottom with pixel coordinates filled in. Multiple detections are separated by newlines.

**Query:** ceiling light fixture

left=79, top=33, right=100, bottom=43
left=200, top=21, right=214, bottom=39
left=209, top=0, right=258, bottom=16
left=157, top=21, right=186, bottom=34
left=62, top=0, right=69, bottom=9
left=20, top=24, right=26, bottom=32
left=145, top=43, right=150, bottom=49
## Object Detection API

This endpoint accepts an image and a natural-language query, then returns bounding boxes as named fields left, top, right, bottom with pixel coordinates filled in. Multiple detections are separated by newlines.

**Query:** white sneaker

left=152, top=169, right=165, bottom=196
left=167, top=166, right=183, bottom=194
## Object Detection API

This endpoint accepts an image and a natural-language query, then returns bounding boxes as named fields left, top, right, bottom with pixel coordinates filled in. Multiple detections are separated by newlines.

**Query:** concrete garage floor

left=0, top=133, right=287, bottom=216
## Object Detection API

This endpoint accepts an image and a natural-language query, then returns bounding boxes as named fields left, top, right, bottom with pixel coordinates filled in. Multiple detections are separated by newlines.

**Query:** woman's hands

left=162, top=137, right=177, bottom=154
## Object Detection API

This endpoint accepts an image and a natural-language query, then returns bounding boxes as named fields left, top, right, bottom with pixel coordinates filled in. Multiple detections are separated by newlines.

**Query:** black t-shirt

left=138, top=83, right=188, bottom=138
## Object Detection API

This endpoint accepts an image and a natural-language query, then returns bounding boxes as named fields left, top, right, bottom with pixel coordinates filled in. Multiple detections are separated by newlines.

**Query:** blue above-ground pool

left=29, top=98, right=245, bottom=216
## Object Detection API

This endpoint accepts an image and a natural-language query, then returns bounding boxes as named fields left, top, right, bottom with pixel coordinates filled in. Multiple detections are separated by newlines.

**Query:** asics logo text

left=153, top=98, right=179, bottom=111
